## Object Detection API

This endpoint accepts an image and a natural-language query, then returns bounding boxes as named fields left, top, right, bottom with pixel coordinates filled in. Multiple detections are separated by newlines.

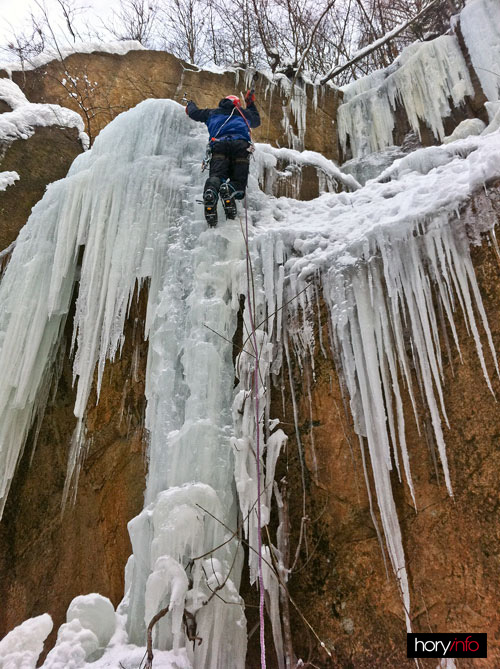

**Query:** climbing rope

left=243, top=193, right=266, bottom=669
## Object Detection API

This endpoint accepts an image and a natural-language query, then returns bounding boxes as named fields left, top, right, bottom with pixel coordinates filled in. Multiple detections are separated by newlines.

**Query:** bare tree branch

left=288, top=0, right=337, bottom=94
left=145, top=606, right=170, bottom=669
left=320, top=0, right=440, bottom=84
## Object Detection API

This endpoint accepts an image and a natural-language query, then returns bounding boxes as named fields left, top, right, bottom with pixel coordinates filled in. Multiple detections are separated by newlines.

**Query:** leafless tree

left=1, top=0, right=85, bottom=78
left=54, top=0, right=85, bottom=42
left=1, top=0, right=463, bottom=88
left=206, top=0, right=262, bottom=67
left=2, top=23, right=45, bottom=77
left=350, top=0, right=466, bottom=74
left=160, top=0, right=208, bottom=65
left=107, top=0, right=161, bottom=47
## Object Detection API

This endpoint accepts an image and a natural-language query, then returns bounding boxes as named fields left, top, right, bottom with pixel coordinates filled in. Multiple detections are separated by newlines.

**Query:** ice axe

left=245, top=72, right=259, bottom=105
left=250, top=71, right=259, bottom=96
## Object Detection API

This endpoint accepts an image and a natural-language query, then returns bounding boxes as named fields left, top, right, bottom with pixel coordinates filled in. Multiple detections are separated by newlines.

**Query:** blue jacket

left=186, top=98, right=260, bottom=143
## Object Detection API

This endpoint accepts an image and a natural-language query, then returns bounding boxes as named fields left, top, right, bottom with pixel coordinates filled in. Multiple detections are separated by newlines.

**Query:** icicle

left=338, top=35, right=474, bottom=158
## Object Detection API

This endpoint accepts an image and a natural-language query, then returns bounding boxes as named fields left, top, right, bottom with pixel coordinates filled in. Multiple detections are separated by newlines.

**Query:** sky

left=0, top=0, right=124, bottom=47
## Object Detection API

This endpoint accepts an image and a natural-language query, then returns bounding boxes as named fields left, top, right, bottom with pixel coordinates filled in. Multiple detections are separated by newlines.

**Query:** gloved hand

left=245, top=90, right=256, bottom=106
left=185, top=100, right=194, bottom=115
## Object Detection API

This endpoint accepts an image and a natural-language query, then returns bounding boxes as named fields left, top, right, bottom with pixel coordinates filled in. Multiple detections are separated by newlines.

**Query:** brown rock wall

left=0, top=125, right=82, bottom=251
left=8, top=51, right=341, bottom=159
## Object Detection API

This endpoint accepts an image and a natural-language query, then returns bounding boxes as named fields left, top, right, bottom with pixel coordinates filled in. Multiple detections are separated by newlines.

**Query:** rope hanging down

left=243, top=192, right=267, bottom=669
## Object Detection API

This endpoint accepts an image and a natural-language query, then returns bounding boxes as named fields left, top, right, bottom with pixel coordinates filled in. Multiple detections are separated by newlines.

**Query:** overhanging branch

left=320, top=0, right=440, bottom=85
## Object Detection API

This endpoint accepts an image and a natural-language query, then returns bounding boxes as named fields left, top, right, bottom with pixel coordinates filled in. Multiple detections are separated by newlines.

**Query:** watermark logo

left=407, top=633, right=487, bottom=658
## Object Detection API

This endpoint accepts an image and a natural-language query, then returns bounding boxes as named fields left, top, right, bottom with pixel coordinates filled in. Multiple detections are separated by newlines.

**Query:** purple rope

left=244, top=193, right=266, bottom=669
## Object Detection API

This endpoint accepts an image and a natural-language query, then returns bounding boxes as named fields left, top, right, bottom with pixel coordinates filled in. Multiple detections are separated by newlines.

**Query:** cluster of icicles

left=0, top=98, right=498, bottom=668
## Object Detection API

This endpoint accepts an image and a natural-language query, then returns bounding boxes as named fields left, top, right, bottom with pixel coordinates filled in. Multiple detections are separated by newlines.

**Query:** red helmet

left=225, top=95, right=241, bottom=107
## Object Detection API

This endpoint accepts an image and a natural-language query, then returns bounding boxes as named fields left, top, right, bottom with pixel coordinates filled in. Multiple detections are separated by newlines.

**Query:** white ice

left=0, top=171, right=19, bottom=191
left=0, top=614, right=52, bottom=669
left=443, top=118, right=486, bottom=144
left=338, top=35, right=474, bottom=158
left=460, top=0, right=500, bottom=102
left=483, top=101, right=500, bottom=135
left=255, top=143, right=361, bottom=194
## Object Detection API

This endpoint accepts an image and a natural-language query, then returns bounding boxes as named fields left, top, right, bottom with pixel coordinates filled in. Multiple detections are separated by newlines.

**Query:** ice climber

left=186, top=90, right=261, bottom=226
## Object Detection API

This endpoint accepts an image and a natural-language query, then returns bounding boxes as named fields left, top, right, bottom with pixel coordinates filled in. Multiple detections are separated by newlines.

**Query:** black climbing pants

left=204, top=139, right=250, bottom=200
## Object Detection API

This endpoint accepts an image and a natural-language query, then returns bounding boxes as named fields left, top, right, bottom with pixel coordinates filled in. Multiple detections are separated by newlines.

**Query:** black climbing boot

left=203, top=188, right=218, bottom=227
left=219, top=181, right=237, bottom=220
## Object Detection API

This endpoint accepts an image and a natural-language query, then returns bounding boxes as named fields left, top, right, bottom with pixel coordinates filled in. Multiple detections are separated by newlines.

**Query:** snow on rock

left=0, top=78, right=88, bottom=148
left=0, top=41, right=146, bottom=75
left=0, top=614, right=53, bottom=669
left=374, top=135, right=481, bottom=182
left=0, top=79, right=30, bottom=110
left=40, top=594, right=116, bottom=668
left=43, top=602, right=191, bottom=669
left=459, top=0, right=500, bottom=101
left=0, top=171, right=19, bottom=191
left=66, top=594, right=116, bottom=648
left=483, top=101, right=500, bottom=135
left=338, top=35, right=474, bottom=158
left=443, top=118, right=486, bottom=143
left=255, top=143, right=361, bottom=193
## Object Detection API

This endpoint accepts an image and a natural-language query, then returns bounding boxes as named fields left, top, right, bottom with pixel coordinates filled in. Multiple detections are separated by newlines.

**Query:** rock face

left=0, top=48, right=342, bottom=649
left=8, top=50, right=341, bottom=159
left=0, top=125, right=82, bottom=251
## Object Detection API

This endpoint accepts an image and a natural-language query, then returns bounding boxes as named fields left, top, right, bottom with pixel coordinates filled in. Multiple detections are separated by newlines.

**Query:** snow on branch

left=320, top=0, right=440, bottom=85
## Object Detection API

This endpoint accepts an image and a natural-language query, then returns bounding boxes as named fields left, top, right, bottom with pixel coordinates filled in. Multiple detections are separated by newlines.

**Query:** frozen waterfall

left=1, top=83, right=500, bottom=667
